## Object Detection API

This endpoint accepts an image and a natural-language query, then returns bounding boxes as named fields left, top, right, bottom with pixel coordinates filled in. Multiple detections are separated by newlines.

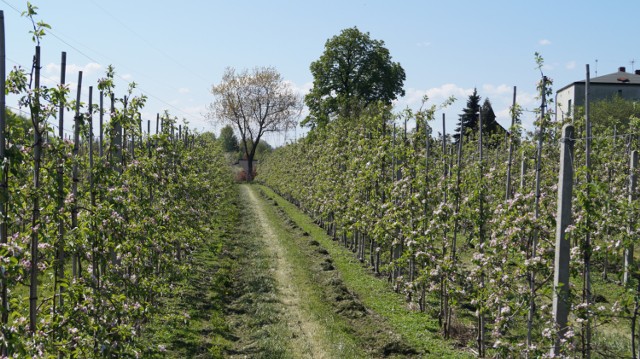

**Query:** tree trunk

left=247, top=154, right=254, bottom=181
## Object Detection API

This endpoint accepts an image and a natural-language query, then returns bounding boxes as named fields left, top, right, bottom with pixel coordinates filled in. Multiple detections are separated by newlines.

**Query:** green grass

left=256, top=184, right=473, bottom=358
left=256, top=183, right=640, bottom=358
left=245, top=184, right=366, bottom=358
left=140, top=189, right=240, bottom=358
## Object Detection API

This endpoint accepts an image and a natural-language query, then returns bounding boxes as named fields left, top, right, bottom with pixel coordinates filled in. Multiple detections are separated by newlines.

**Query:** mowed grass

left=143, top=185, right=297, bottom=358
left=257, top=183, right=640, bottom=358
left=140, top=188, right=240, bottom=358
left=256, top=184, right=473, bottom=358
left=244, top=184, right=366, bottom=358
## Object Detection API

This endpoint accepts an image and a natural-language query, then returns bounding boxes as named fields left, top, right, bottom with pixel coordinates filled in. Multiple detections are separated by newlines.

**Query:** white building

left=556, top=66, right=640, bottom=121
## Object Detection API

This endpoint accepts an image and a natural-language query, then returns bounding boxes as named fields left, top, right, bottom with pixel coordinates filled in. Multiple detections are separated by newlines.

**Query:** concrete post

left=552, top=124, right=575, bottom=356
left=625, top=150, right=638, bottom=285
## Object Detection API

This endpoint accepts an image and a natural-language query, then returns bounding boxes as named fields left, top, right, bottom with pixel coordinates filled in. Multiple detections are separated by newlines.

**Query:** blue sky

left=2, top=0, right=639, bottom=145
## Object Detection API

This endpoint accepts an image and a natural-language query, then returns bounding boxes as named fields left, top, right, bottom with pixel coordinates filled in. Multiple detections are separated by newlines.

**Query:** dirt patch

left=316, top=248, right=329, bottom=255
left=320, top=259, right=335, bottom=271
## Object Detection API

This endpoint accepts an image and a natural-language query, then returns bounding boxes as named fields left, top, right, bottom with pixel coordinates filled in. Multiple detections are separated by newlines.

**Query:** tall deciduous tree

left=209, top=67, right=301, bottom=181
left=302, top=27, right=405, bottom=128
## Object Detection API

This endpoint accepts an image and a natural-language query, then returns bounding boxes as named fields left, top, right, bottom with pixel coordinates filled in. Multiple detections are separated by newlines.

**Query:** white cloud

left=401, top=83, right=474, bottom=108
left=400, top=84, right=543, bottom=135
left=178, top=87, right=190, bottom=94
left=82, top=63, right=103, bottom=74
left=41, top=76, right=59, bottom=88
left=482, top=84, right=512, bottom=96
left=45, top=63, right=58, bottom=74
left=539, top=39, right=551, bottom=46
left=284, top=80, right=313, bottom=97
left=514, top=91, right=538, bottom=109
left=417, top=41, right=431, bottom=48
left=565, top=61, right=576, bottom=70
left=44, top=62, right=102, bottom=76
left=121, top=74, right=133, bottom=80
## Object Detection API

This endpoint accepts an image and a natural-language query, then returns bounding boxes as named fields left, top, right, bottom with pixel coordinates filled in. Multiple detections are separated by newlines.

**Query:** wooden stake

left=0, top=11, right=8, bottom=353
left=29, top=45, right=42, bottom=334
left=506, top=86, right=516, bottom=200
left=55, top=51, right=66, bottom=312
left=72, top=71, right=83, bottom=278
left=99, top=91, right=103, bottom=157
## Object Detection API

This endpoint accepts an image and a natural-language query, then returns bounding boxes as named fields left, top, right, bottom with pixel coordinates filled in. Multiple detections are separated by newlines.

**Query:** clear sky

left=2, top=0, right=639, bottom=145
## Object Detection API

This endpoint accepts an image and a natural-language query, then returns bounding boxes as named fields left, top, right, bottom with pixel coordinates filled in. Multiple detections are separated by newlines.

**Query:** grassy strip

left=256, top=184, right=473, bottom=358
left=223, top=185, right=297, bottom=358
left=142, top=185, right=302, bottom=358
left=246, top=184, right=366, bottom=358
left=139, top=188, right=240, bottom=358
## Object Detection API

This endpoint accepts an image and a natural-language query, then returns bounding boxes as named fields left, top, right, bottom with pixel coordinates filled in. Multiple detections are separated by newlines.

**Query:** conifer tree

left=454, top=88, right=481, bottom=141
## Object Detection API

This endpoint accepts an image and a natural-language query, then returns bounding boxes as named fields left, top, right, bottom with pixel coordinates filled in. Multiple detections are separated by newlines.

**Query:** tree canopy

left=480, top=98, right=503, bottom=134
left=219, top=125, right=240, bottom=153
left=208, top=66, right=302, bottom=180
left=454, top=88, right=481, bottom=141
left=302, top=27, right=406, bottom=128
left=575, top=94, right=640, bottom=133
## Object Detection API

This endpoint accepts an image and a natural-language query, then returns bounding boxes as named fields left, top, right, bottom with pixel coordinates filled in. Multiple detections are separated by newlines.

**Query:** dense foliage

left=219, top=125, right=239, bottom=153
left=0, top=8, right=234, bottom=356
left=0, top=107, right=232, bottom=357
left=259, top=88, right=640, bottom=357
left=454, top=89, right=505, bottom=143
left=302, top=27, right=406, bottom=129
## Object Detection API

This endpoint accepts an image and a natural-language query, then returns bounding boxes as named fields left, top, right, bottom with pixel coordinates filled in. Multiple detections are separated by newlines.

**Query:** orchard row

left=259, top=89, right=640, bottom=357
left=0, top=9, right=233, bottom=357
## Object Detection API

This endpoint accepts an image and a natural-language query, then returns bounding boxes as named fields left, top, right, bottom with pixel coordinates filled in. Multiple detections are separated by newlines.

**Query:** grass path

left=235, top=184, right=419, bottom=358
left=256, top=184, right=473, bottom=358
left=144, top=184, right=472, bottom=357
left=243, top=185, right=330, bottom=358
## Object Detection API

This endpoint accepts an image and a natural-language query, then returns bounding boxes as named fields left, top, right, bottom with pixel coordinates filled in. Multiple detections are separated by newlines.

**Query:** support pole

left=625, top=150, right=638, bottom=285
left=506, top=86, right=516, bottom=200
left=582, top=63, right=593, bottom=359
left=552, top=124, right=575, bottom=356
left=55, top=51, right=66, bottom=312
left=0, top=11, right=8, bottom=355
left=71, top=71, right=82, bottom=278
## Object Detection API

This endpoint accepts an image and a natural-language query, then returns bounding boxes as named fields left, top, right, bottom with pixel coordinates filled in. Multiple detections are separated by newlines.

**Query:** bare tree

left=209, top=66, right=301, bottom=180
